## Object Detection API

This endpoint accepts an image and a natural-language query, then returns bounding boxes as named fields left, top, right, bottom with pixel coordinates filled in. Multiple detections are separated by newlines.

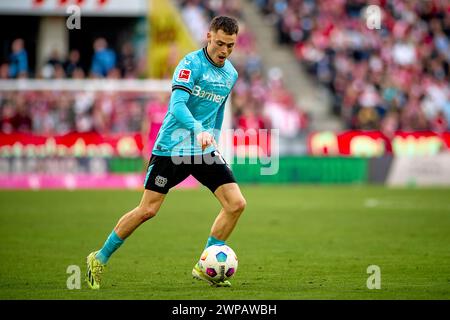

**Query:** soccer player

left=86, top=16, right=246, bottom=288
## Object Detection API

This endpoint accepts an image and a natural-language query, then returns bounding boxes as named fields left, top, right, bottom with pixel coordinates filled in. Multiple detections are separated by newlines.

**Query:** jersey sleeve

left=171, top=55, right=200, bottom=94
left=169, top=89, right=204, bottom=135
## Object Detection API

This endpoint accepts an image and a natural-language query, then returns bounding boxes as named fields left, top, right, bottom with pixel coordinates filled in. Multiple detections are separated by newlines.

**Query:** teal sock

left=205, top=236, right=225, bottom=249
left=96, top=230, right=124, bottom=264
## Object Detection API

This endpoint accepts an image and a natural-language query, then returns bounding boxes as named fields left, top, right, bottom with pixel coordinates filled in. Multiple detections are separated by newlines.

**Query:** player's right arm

left=170, top=55, right=215, bottom=150
left=171, top=90, right=216, bottom=150
left=170, top=89, right=204, bottom=135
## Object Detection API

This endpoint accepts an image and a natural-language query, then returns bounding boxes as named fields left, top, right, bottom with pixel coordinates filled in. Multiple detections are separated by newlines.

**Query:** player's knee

left=137, top=206, right=158, bottom=222
left=227, top=197, right=246, bottom=215
left=237, top=197, right=247, bottom=214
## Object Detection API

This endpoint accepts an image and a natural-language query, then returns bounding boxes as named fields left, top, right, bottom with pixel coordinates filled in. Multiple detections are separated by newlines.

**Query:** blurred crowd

left=256, top=0, right=450, bottom=134
left=0, top=36, right=156, bottom=136
left=2, top=0, right=450, bottom=138
left=0, top=90, right=168, bottom=136
left=1, top=37, right=140, bottom=80
left=176, top=0, right=308, bottom=138
left=0, top=13, right=308, bottom=139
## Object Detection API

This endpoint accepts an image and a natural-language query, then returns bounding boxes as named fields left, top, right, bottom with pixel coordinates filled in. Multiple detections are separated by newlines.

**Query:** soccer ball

left=198, top=244, right=238, bottom=281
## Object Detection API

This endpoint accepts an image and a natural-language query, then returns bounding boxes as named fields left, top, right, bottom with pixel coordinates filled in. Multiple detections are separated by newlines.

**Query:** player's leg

left=192, top=182, right=246, bottom=287
left=96, top=189, right=165, bottom=262
left=113, top=189, right=166, bottom=239
left=208, top=182, right=246, bottom=244
left=190, top=152, right=246, bottom=286
left=191, top=182, right=246, bottom=287
left=192, top=152, right=246, bottom=247
left=87, top=154, right=186, bottom=289
left=86, top=190, right=166, bottom=289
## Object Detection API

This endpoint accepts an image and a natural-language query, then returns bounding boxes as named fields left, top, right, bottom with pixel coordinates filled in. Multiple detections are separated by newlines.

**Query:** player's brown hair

left=209, top=16, right=239, bottom=35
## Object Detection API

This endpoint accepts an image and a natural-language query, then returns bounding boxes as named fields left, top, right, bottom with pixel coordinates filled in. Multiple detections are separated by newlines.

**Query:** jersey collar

left=203, top=47, right=225, bottom=68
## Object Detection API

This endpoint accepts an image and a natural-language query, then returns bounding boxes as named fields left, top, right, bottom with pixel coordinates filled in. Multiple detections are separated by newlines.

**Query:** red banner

left=308, top=131, right=450, bottom=156
left=0, top=132, right=144, bottom=157
left=0, top=131, right=273, bottom=158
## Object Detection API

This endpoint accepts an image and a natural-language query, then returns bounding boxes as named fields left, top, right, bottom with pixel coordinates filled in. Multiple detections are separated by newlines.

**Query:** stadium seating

left=254, top=0, right=450, bottom=132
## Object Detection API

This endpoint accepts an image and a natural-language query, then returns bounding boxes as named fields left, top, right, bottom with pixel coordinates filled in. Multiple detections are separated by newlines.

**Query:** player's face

left=207, top=29, right=237, bottom=66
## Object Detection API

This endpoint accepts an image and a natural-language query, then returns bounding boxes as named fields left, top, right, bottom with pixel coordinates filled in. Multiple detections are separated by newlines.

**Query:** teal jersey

left=152, top=47, right=238, bottom=156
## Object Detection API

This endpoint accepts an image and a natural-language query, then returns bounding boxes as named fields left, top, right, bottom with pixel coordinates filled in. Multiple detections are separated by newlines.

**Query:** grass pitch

left=0, top=185, right=449, bottom=300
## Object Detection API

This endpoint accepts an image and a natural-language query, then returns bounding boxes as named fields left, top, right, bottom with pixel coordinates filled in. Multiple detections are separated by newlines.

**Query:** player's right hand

left=196, top=131, right=217, bottom=151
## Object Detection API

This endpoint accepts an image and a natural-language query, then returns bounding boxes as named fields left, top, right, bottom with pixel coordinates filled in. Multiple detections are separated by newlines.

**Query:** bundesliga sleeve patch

left=177, top=69, right=191, bottom=83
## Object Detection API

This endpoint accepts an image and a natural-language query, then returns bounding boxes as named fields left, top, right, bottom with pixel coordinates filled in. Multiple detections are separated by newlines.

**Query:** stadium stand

left=1, top=1, right=448, bottom=142
left=0, top=2, right=308, bottom=139
left=254, top=0, right=450, bottom=133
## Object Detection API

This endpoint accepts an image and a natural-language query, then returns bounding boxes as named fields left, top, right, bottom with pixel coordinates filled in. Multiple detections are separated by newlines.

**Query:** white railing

left=0, top=79, right=172, bottom=92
